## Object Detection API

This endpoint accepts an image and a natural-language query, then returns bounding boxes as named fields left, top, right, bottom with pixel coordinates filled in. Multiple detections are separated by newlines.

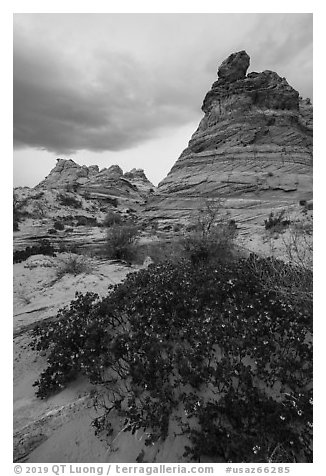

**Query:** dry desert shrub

left=181, top=199, right=237, bottom=265
left=103, top=211, right=122, bottom=227
left=250, top=215, right=312, bottom=308
left=282, top=218, right=312, bottom=270
left=264, top=209, right=290, bottom=234
left=105, top=224, right=139, bottom=261
left=247, top=253, right=312, bottom=310
left=57, top=192, right=82, bottom=209
left=55, top=253, right=93, bottom=279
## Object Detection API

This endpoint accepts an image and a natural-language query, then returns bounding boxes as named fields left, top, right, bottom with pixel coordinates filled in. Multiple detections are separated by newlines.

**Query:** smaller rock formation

left=35, top=159, right=155, bottom=202
left=124, top=169, right=155, bottom=194
left=102, top=165, right=124, bottom=179
left=36, top=159, right=94, bottom=189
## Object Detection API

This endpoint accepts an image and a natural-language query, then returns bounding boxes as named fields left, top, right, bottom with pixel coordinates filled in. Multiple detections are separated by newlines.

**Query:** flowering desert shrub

left=30, top=258, right=312, bottom=462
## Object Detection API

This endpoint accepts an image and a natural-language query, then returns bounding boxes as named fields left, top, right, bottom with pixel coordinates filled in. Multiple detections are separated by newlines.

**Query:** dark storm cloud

left=247, top=14, right=313, bottom=98
left=13, top=33, right=203, bottom=154
left=250, top=14, right=312, bottom=66
left=13, top=14, right=312, bottom=155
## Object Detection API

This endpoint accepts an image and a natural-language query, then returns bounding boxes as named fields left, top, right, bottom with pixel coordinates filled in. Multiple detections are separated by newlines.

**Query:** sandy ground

left=13, top=254, right=135, bottom=335
left=13, top=254, right=142, bottom=462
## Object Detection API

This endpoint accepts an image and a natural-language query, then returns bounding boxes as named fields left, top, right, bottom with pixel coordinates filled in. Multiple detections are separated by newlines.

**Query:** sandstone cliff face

left=36, top=159, right=155, bottom=201
left=149, top=51, right=312, bottom=226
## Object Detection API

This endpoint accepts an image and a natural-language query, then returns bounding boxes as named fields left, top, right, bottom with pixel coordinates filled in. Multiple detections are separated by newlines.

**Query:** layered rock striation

left=36, top=159, right=155, bottom=201
left=149, top=51, right=312, bottom=225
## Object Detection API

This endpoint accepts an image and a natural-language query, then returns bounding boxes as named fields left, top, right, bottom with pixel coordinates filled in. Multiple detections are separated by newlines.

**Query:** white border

left=3, top=2, right=323, bottom=474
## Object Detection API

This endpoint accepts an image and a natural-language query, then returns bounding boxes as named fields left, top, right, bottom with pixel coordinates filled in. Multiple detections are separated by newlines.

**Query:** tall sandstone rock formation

left=147, top=51, right=312, bottom=227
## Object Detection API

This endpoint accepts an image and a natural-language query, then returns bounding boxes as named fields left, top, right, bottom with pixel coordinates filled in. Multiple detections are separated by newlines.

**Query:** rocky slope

left=14, top=160, right=156, bottom=251
left=146, top=51, right=313, bottom=230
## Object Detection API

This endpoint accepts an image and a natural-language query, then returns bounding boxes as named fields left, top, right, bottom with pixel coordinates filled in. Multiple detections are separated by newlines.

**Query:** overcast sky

left=13, top=13, right=313, bottom=187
